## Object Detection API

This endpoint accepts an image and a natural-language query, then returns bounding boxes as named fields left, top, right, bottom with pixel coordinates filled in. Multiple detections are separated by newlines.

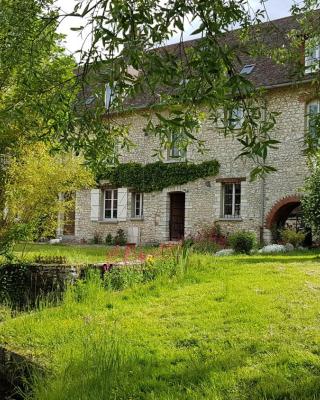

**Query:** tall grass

left=2, top=250, right=320, bottom=399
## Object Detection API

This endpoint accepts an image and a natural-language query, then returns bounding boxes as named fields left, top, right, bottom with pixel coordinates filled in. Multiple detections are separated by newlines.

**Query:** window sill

left=218, top=217, right=243, bottom=222
left=163, top=158, right=186, bottom=164
left=99, top=219, right=119, bottom=224
left=130, top=217, right=144, bottom=221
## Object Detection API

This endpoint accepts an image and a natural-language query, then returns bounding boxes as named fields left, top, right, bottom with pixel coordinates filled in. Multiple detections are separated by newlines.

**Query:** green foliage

left=185, top=222, right=227, bottom=254
left=102, top=160, right=220, bottom=192
left=281, top=229, right=305, bottom=248
left=3, top=251, right=320, bottom=400
left=113, top=229, right=127, bottom=246
left=229, top=230, right=256, bottom=254
left=192, top=241, right=219, bottom=254
left=92, top=231, right=103, bottom=245
left=60, top=0, right=292, bottom=176
left=302, top=159, right=320, bottom=235
left=2, top=0, right=320, bottom=177
left=0, top=0, right=76, bottom=151
left=0, top=262, right=67, bottom=309
left=0, top=143, right=93, bottom=260
left=105, top=233, right=113, bottom=246
left=103, top=254, right=186, bottom=291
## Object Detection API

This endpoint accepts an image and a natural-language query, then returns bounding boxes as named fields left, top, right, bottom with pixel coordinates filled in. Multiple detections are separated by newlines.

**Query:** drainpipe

left=260, top=175, right=266, bottom=245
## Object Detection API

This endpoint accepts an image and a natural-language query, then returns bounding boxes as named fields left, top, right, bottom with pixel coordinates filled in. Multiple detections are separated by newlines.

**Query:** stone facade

left=72, top=84, right=311, bottom=244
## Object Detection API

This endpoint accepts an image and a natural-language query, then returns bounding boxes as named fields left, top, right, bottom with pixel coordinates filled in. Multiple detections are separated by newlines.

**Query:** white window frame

left=132, top=192, right=144, bottom=218
left=221, top=182, right=241, bottom=219
left=305, top=40, right=320, bottom=74
left=105, top=84, right=113, bottom=109
left=104, top=189, right=118, bottom=220
left=307, top=100, right=320, bottom=138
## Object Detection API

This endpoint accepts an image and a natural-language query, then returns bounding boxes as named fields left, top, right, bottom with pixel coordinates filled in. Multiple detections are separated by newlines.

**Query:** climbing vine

left=99, top=160, right=220, bottom=192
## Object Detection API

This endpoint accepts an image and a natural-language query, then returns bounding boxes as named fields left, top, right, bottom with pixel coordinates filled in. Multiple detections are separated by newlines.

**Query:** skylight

left=240, top=64, right=255, bottom=75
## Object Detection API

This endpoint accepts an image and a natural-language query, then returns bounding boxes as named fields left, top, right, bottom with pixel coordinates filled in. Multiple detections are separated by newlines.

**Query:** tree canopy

left=0, top=142, right=93, bottom=259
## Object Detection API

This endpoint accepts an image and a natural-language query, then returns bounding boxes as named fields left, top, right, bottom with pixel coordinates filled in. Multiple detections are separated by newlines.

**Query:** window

left=305, top=41, right=320, bottom=73
left=104, top=189, right=118, bottom=219
left=240, top=64, right=255, bottom=75
left=229, top=107, right=244, bottom=129
left=168, top=133, right=186, bottom=159
left=132, top=193, right=144, bottom=218
left=216, top=106, right=245, bottom=129
left=105, top=84, right=113, bottom=109
left=307, top=100, right=320, bottom=138
left=222, top=183, right=241, bottom=219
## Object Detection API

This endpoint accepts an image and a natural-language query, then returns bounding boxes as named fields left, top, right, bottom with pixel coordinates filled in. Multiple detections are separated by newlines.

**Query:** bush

left=186, top=222, right=227, bottom=254
left=92, top=231, right=103, bottom=244
left=229, top=231, right=256, bottom=254
left=105, top=233, right=113, bottom=246
left=113, top=229, right=127, bottom=246
left=281, top=229, right=305, bottom=248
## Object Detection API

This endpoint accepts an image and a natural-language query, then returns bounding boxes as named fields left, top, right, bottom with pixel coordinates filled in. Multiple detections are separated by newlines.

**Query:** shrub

left=186, top=222, right=227, bottom=254
left=105, top=233, right=113, bottom=246
left=113, top=229, right=127, bottom=246
left=93, top=231, right=103, bottom=244
left=281, top=229, right=305, bottom=248
left=229, top=231, right=256, bottom=254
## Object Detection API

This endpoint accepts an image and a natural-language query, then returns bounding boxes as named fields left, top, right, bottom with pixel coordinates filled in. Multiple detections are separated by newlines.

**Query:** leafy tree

left=65, top=0, right=281, bottom=178
left=55, top=0, right=320, bottom=178
left=2, top=0, right=320, bottom=178
left=0, top=0, right=76, bottom=150
left=0, top=143, right=93, bottom=259
left=302, top=157, right=320, bottom=236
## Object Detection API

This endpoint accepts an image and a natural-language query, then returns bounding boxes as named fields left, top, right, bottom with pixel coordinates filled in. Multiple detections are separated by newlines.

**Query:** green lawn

left=14, top=243, right=112, bottom=264
left=13, top=243, right=168, bottom=264
left=2, top=251, right=320, bottom=399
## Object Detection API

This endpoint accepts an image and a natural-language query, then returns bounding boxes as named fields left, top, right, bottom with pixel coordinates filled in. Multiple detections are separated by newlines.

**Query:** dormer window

left=240, top=64, right=255, bottom=75
left=305, top=40, right=320, bottom=74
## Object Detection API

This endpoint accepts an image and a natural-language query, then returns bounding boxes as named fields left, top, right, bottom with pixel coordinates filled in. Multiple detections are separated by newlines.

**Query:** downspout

left=260, top=175, right=266, bottom=245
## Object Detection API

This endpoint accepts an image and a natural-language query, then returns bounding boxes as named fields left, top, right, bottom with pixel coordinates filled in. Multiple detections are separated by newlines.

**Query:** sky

left=56, top=0, right=297, bottom=56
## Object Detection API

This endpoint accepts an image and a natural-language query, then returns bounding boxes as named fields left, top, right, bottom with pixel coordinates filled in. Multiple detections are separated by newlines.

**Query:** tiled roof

left=125, top=14, right=318, bottom=109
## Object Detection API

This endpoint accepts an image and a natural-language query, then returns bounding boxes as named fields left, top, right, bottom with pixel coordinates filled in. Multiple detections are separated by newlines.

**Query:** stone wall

left=74, top=84, right=311, bottom=244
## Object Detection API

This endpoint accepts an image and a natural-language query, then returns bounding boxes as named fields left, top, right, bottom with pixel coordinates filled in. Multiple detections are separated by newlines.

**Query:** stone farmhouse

left=61, top=14, right=320, bottom=245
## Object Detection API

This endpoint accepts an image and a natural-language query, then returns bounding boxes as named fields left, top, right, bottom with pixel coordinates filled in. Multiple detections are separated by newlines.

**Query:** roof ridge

left=155, top=13, right=299, bottom=52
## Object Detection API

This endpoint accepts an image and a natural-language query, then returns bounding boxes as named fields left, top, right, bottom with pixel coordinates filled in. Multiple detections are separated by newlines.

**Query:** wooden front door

left=169, top=192, right=185, bottom=241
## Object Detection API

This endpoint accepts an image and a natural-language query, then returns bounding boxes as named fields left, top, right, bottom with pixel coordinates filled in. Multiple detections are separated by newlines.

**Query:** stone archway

left=265, top=195, right=306, bottom=242
left=265, top=195, right=301, bottom=230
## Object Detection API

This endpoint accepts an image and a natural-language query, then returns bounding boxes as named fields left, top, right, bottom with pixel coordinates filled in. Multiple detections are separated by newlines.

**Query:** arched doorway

left=265, top=195, right=310, bottom=243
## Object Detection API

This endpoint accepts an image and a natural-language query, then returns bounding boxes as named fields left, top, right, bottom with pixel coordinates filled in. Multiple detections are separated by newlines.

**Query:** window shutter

left=90, top=189, right=101, bottom=221
left=117, top=188, right=128, bottom=221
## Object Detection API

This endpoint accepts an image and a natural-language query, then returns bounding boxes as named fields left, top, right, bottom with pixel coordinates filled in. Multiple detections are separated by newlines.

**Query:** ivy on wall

left=100, top=160, right=220, bottom=192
